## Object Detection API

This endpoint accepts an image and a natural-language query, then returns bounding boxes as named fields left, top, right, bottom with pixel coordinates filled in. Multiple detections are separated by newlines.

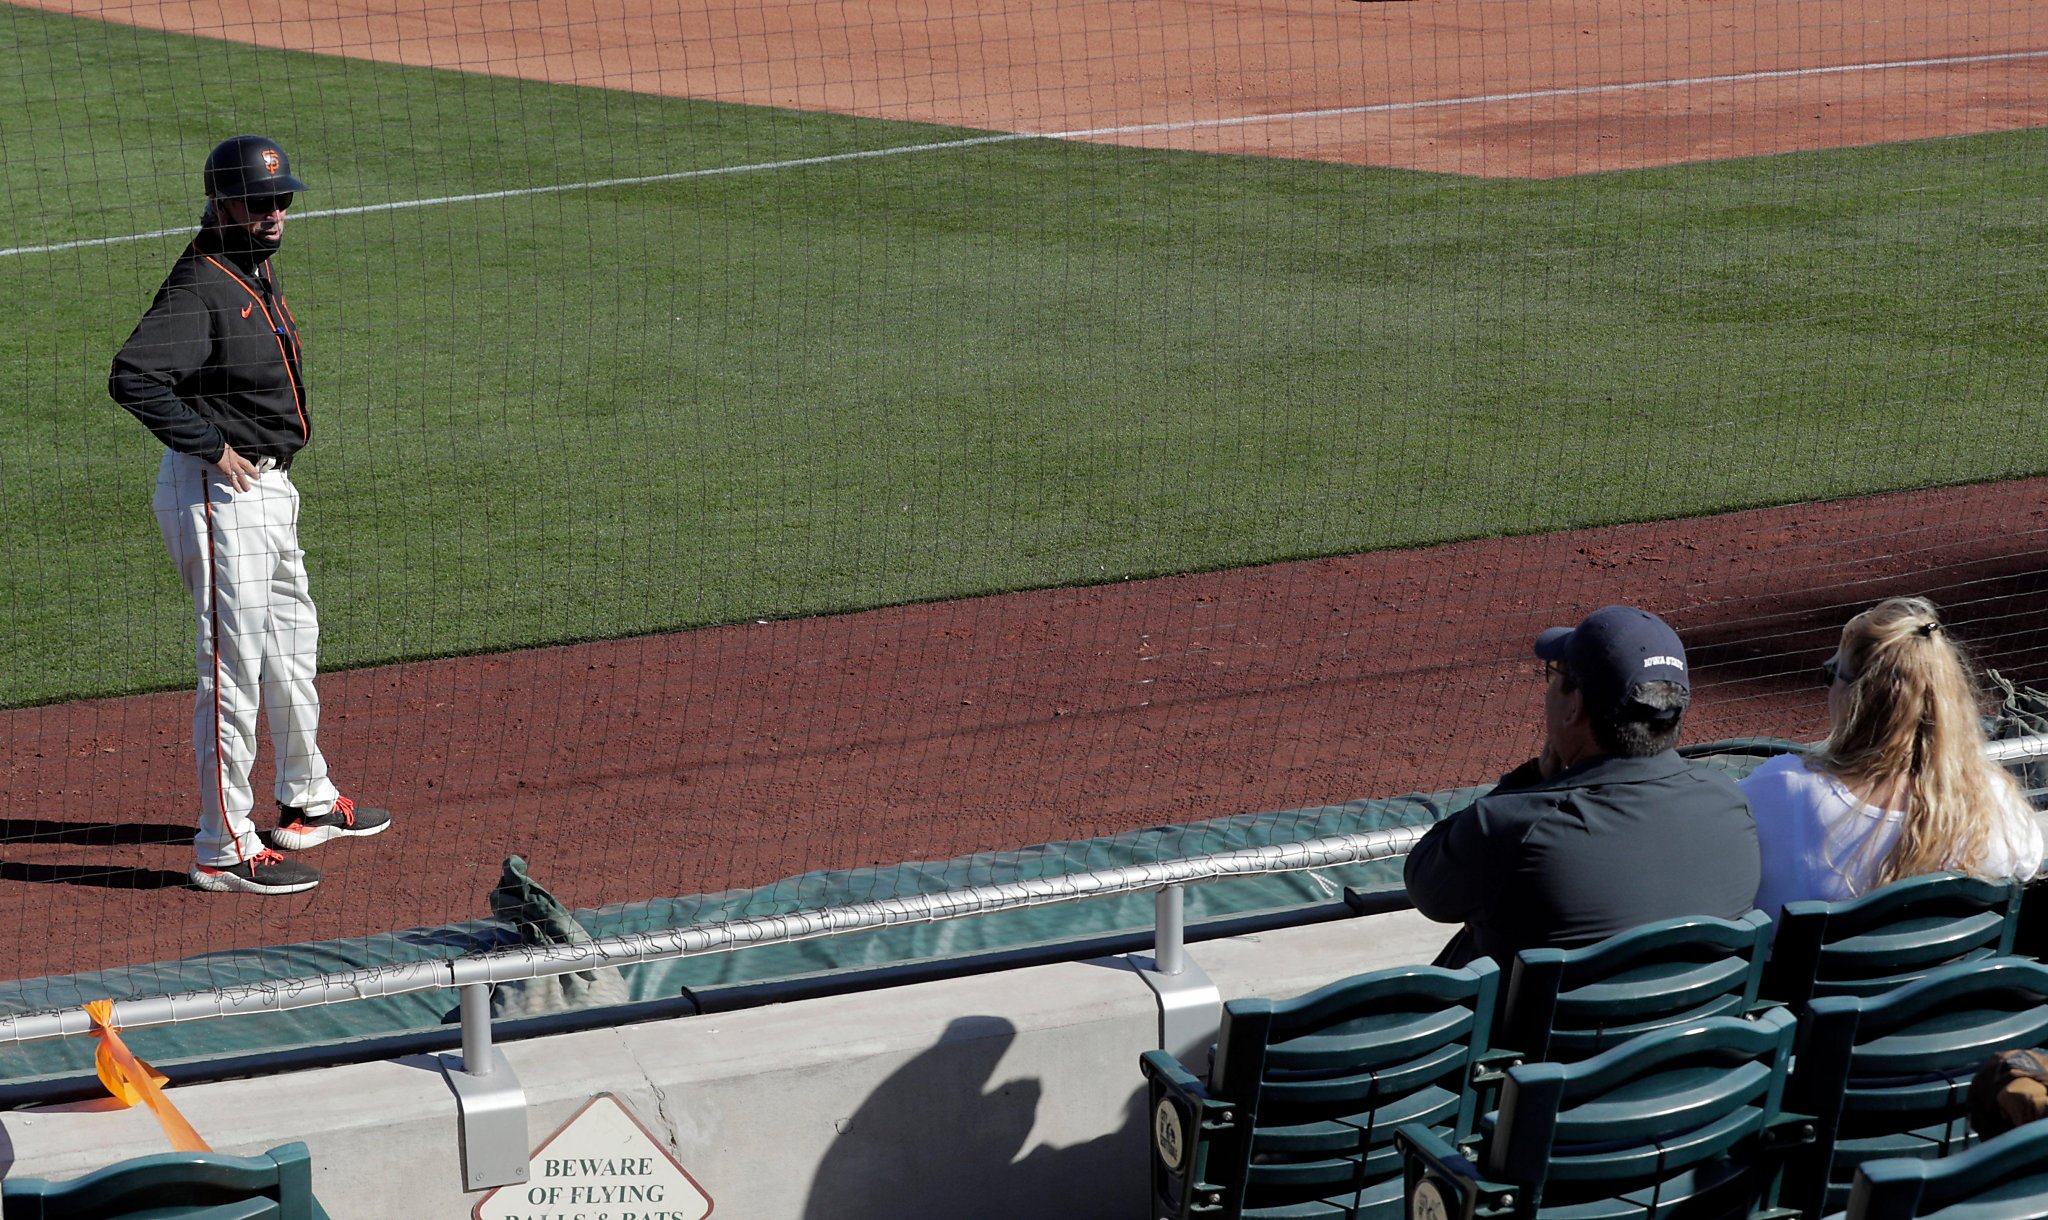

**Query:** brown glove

left=1968, top=1048, right=2048, bottom=1138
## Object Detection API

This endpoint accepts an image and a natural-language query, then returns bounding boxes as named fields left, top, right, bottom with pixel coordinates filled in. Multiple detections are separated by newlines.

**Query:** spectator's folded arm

left=1404, top=801, right=1489, bottom=923
left=1404, top=758, right=1547, bottom=923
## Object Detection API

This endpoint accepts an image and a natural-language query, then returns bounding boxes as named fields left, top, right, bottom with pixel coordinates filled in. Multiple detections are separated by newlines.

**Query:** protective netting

left=0, top=0, right=2043, bottom=986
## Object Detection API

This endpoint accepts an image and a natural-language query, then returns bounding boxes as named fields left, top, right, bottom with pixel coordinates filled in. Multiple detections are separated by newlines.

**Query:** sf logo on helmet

left=260, top=149, right=281, bottom=175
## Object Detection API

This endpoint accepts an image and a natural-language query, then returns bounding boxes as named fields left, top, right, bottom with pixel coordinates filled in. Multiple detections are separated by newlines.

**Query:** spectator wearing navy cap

left=1405, top=605, right=1760, bottom=969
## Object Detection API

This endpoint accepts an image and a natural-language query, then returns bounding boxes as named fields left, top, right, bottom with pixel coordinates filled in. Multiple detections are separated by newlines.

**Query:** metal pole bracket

left=1133, top=885, right=1222, bottom=1074
left=440, top=983, right=531, bottom=1192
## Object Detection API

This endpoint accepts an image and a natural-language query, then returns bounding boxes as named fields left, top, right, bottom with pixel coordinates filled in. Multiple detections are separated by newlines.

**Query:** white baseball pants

left=154, top=450, right=340, bottom=868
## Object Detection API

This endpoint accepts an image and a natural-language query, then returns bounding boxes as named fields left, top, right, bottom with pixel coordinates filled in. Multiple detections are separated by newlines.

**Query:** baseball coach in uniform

left=110, top=135, right=391, bottom=896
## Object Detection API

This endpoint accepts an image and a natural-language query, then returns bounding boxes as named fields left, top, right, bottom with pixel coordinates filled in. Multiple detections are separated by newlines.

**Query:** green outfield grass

left=2, top=2, right=2044, bottom=708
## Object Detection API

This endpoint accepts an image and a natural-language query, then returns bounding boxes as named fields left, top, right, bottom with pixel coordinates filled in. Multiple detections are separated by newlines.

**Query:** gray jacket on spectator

left=1404, top=750, right=1760, bottom=969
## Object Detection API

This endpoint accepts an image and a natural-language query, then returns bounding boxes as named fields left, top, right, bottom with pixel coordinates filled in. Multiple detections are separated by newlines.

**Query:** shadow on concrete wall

left=802, top=1013, right=1144, bottom=1220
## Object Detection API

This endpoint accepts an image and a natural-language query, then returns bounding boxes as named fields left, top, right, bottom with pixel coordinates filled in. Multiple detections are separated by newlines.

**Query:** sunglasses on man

left=237, top=193, right=295, bottom=214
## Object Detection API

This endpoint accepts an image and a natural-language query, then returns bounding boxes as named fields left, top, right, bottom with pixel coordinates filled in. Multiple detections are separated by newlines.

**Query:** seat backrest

left=1208, top=958, right=1501, bottom=1217
left=1499, top=910, right=1774, bottom=1062
left=1762, top=873, right=2024, bottom=1009
left=0, top=1141, right=320, bottom=1220
left=1480, top=1006, right=1801, bottom=1214
left=1786, top=956, right=2048, bottom=1217
left=1847, top=1117, right=2048, bottom=1220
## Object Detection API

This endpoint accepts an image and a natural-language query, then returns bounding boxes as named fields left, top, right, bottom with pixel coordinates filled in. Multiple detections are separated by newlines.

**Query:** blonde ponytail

left=1818, top=598, right=2026, bottom=887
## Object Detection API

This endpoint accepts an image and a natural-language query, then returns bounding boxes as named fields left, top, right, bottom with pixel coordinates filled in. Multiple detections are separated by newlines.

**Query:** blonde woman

left=1742, top=597, right=2045, bottom=918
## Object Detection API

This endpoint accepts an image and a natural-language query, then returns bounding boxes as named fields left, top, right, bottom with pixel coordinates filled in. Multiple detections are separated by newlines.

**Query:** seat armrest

left=1758, top=1109, right=1820, bottom=1154
left=1141, top=1048, right=1207, bottom=1097
left=1471, top=1048, right=1526, bottom=1079
left=1396, top=1122, right=1466, bottom=1171
left=1398, top=1123, right=1519, bottom=1220
left=1142, top=1049, right=1238, bottom=1219
left=1468, top=1048, right=1525, bottom=1124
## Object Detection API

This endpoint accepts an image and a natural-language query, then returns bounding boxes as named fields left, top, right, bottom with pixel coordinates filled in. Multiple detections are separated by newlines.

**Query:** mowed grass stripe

left=1, top=2, right=2044, bottom=708
left=17, top=44, right=2048, bottom=260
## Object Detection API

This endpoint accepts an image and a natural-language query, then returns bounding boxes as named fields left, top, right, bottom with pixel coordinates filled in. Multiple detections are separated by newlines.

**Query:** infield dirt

left=16, top=0, right=2048, bottom=177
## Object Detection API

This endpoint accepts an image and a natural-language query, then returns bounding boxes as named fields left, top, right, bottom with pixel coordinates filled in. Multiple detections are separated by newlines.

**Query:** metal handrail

left=1987, top=733, right=2048, bottom=763
left=0, top=823, right=1430, bottom=1046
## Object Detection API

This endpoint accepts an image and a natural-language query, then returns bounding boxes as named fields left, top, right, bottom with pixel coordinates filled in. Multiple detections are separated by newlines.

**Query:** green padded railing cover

left=0, top=743, right=1804, bottom=1086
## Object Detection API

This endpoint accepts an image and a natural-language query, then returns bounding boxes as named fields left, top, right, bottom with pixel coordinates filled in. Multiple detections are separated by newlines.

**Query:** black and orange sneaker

left=191, top=848, right=321, bottom=894
left=270, top=795, right=393, bottom=851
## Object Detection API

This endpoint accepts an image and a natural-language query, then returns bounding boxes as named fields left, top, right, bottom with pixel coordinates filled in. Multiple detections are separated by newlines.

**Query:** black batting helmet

left=202, top=135, right=308, bottom=199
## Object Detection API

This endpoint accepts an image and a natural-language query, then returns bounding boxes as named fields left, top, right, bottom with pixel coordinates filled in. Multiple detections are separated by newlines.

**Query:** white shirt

left=1741, top=753, right=2045, bottom=919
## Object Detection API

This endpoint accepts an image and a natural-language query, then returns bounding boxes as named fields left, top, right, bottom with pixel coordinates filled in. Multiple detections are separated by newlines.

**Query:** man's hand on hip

left=212, top=444, right=260, bottom=492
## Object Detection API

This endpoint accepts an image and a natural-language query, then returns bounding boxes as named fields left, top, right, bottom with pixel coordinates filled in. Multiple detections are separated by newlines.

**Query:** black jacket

left=1404, top=751, right=1761, bottom=969
left=109, top=227, right=307, bottom=466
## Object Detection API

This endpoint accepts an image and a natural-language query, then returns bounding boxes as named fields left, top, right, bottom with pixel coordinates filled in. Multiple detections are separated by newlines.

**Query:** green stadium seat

left=0, top=1141, right=328, bottom=1219
left=1846, top=1119, right=2048, bottom=1220
left=1396, top=1007, right=1811, bottom=1220
left=1495, top=910, right=1775, bottom=1064
left=1784, top=956, right=2048, bottom=1218
left=1760, top=873, right=2024, bottom=1011
left=1141, top=959, right=1501, bottom=1220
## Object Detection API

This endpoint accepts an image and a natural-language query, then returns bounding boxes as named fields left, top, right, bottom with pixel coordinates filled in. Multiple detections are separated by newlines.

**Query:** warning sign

left=475, top=1093, right=713, bottom=1220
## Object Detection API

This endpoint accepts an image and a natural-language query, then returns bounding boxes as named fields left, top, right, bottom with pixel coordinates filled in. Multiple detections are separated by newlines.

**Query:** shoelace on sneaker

left=330, top=795, right=356, bottom=827
left=248, top=848, right=289, bottom=868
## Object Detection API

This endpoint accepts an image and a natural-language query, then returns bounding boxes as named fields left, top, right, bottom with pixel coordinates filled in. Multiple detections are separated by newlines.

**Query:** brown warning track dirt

left=3, top=481, right=2044, bottom=982
left=20, top=0, right=2048, bottom=177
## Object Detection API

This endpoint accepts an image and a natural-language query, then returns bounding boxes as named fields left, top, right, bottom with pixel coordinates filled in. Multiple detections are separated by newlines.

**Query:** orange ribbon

left=84, top=1000, right=211, bottom=1153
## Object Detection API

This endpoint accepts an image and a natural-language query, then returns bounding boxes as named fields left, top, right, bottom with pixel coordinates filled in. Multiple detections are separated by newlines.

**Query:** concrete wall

left=0, top=908, right=1453, bottom=1219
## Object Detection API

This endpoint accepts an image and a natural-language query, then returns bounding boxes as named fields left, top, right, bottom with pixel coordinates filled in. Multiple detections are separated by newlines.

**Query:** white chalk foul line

left=5, top=47, right=2042, bottom=259
left=0, top=132, right=1037, bottom=257
left=1034, top=47, right=2048, bottom=141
